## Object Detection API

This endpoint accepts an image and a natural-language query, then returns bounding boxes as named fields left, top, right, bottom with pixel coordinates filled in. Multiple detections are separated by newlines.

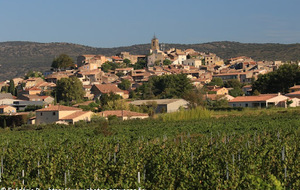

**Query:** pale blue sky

left=0, top=0, right=299, bottom=47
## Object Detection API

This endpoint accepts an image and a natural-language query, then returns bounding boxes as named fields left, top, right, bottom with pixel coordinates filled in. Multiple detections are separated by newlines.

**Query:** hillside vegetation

left=0, top=41, right=300, bottom=80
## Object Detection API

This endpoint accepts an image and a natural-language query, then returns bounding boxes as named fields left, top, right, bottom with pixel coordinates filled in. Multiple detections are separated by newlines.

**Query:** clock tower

left=151, top=35, right=159, bottom=51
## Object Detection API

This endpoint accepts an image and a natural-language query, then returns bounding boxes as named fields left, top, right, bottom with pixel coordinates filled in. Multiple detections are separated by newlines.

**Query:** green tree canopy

left=51, top=54, right=74, bottom=69
left=118, top=79, right=131, bottom=90
left=208, top=77, right=223, bottom=87
left=55, top=76, right=85, bottom=103
left=123, top=58, right=131, bottom=65
left=8, top=79, right=15, bottom=96
left=252, top=64, right=300, bottom=94
left=163, top=59, right=172, bottom=65
left=101, top=61, right=120, bottom=72
left=133, top=59, right=147, bottom=70
left=138, top=73, right=193, bottom=99
left=25, top=71, right=44, bottom=79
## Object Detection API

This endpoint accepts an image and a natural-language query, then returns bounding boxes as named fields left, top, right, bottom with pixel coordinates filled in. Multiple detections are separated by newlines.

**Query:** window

left=53, top=112, right=56, bottom=116
left=245, top=103, right=248, bottom=107
left=40, top=112, right=43, bottom=116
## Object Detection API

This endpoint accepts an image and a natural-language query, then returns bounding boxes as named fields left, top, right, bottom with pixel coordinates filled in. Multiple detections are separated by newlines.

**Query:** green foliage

left=138, top=74, right=193, bottom=99
left=133, top=59, right=147, bottom=70
left=118, top=79, right=131, bottom=90
left=183, top=88, right=206, bottom=108
left=8, top=79, right=15, bottom=96
left=24, top=105, right=43, bottom=112
left=51, top=54, right=74, bottom=69
left=252, top=64, right=300, bottom=94
left=159, top=106, right=212, bottom=121
left=209, top=77, right=223, bottom=87
left=55, top=76, right=85, bottom=103
left=163, top=59, right=172, bottom=65
left=25, top=71, right=44, bottom=79
left=100, top=92, right=122, bottom=109
left=123, top=58, right=131, bottom=65
left=229, top=88, right=244, bottom=97
left=101, top=61, right=120, bottom=72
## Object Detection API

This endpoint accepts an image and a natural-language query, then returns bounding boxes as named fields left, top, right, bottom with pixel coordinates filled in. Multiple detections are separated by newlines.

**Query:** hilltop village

left=1, top=36, right=300, bottom=126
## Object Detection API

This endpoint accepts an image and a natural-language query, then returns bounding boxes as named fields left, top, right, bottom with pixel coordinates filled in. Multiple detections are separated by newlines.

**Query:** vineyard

left=0, top=110, right=299, bottom=189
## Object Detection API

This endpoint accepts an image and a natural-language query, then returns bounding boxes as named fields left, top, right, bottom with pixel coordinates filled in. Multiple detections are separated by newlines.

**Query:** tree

left=138, top=74, right=193, bottom=99
left=163, top=59, right=172, bottom=65
left=133, top=59, right=147, bottom=70
left=25, top=71, right=43, bottom=79
left=100, top=92, right=122, bottom=109
left=183, top=88, right=206, bottom=108
left=8, top=79, right=15, bottom=95
left=101, top=61, right=119, bottom=72
left=118, top=79, right=131, bottom=90
left=103, top=99, right=130, bottom=110
left=252, top=64, right=300, bottom=94
left=55, top=76, right=85, bottom=103
left=208, top=77, right=223, bottom=87
left=51, top=54, right=74, bottom=70
left=224, top=79, right=243, bottom=97
left=123, top=58, right=131, bottom=66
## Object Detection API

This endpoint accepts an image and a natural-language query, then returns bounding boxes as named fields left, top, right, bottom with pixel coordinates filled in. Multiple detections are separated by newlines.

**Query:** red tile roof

left=229, top=94, right=279, bottom=102
left=99, top=110, right=148, bottom=117
left=60, top=111, right=91, bottom=120
left=36, top=105, right=82, bottom=112
left=93, top=84, right=124, bottom=94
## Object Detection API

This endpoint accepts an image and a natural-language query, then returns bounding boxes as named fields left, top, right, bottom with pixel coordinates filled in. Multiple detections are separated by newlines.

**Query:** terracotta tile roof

left=289, top=85, right=300, bottom=90
left=93, top=84, right=123, bottom=93
left=111, top=56, right=123, bottom=60
left=36, top=105, right=82, bottom=112
left=0, top=105, right=11, bottom=109
left=60, top=111, right=91, bottom=120
left=229, top=94, right=279, bottom=102
left=286, top=91, right=300, bottom=95
left=99, top=110, right=148, bottom=117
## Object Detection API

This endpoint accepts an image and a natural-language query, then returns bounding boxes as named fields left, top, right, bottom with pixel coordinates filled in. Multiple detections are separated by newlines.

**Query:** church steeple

left=151, top=34, right=159, bottom=51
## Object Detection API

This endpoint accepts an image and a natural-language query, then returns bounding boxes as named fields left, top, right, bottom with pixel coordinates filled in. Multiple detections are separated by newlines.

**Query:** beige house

left=229, top=93, right=291, bottom=108
left=207, top=86, right=228, bottom=95
left=91, top=84, right=128, bottom=99
left=183, top=59, right=203, bottom=68
left=98, top=110, right=149, bottom=120
left=35, top=105, right=93, bottom=125
left=0, top=105, right=16, bottom=114
left=130, top=99, right=189, bottom=113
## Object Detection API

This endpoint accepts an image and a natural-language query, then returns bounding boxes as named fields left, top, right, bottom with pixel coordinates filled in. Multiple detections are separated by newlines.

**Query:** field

left=0, top=109, right=299, bottom=189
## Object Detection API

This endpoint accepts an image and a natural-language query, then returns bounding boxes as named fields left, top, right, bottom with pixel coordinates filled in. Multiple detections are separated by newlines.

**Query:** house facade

left=229, top=94, right=291, bottom=108
left=35, top=105, right=93, bottom=125
left=130, top=99, right=189, bottom=113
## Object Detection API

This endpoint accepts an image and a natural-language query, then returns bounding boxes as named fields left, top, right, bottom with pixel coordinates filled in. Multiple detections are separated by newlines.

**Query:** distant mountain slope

left=0, top=41, right=299, bottom=80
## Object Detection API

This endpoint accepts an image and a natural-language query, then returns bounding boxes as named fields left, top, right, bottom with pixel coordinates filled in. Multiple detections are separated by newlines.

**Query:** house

left=205, top=94, right=234, bottom=101
left=91, top=84, right=128, bottom=99
left=77, top=54, right=106, bottom=68
left=207, top=86, right=228, bottom=95
left=98, top=110, right=149, bottom=120
left=130, top=99, right=189, bottom=113
left=0, top=93, right=14, bottom=100
left=228, top=93, right=291, bottom=108
left=285, top=91, right=300, bottom=99
left=242, top=85, right=252, bottom=96
left=0, top=105, right=16, bottom=114
left=24, top=77, right=44, bottom=88
left=183, top=59, right=203, bottom=68
left=12, top=100, right=45, bottom=111
left=18, top=95, right=54, bottom=104
left=35, top=105, right=93, bottom=125
left=289, top=85, right=300, bottom=92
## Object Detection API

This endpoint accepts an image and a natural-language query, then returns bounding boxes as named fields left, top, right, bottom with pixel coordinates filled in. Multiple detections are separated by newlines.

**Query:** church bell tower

left=151, top=35, right=159, bottom=51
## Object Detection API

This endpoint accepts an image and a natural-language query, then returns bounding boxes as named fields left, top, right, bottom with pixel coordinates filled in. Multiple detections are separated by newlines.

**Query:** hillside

left=0, top=41, right=300, bottom=80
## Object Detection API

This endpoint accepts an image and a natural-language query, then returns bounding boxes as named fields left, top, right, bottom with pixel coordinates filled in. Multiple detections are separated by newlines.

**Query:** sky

left=0, top=0, right=299, bottom=47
